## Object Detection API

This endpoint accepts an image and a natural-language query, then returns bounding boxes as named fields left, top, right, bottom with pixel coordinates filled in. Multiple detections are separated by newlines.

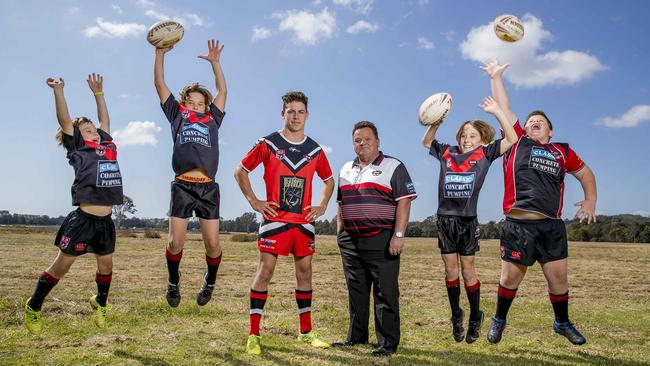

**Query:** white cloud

left=417, top=36, right=434, bottom=50
left=273, top=8, right=336, bottom=45
left=460, top=13, right=606, bottom=88
left=111, top=4, right=123, bottom=14
left=346, top=20, right=378, bottom=34
left=68, top=7, right=80, bottom=15
left=112, top=121, right=162, bottom=146
left=632, top=210, right=650, bottom=217
left=441, top=31, right=456, bottom=42
left=137, top=0, right=154, bottom=7
left=186, top=13, right=205, bottom=26
left=596, top=105, right=650, bottom=128
left=321, top=145, right=333, bottom=154
left=333, top=0, right=373, bottom=15
left=145, top=9, right=205, bottom=28
left=252, top=26, right=272, bottom=41
left=312, top=0, right=322, bottom=5
left=83, top=18, right=146, bottom=39
left=398, top=41, right=408, bottom=48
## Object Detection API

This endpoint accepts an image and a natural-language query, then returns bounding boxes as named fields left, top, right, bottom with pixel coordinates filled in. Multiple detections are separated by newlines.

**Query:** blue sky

left=1, top=0, right=649, bottom=222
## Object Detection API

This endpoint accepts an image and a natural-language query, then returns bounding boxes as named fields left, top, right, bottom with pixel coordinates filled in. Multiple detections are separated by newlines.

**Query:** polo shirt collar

left=353, top=151, right=385, bottom=168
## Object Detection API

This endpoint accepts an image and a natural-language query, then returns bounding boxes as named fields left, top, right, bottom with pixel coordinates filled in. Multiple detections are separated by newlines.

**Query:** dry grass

left=0, top=226, right=649, bottom=365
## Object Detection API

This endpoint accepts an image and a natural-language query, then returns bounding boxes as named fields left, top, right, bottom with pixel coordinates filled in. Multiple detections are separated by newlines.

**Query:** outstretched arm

left=234, top=165, right=278, bottom=218
left=481, top=59, right=517, bottom=125
left=421, top=123, right=442, bottom=149
left=154, top=47, right=173, bottom=103
left=198, top=39, right=227, bottom=112
left=305, top=178, right=334, bottom=221
left=480, top=96, right=517, bottom=154
left=87, top=73, right=110, bottom=133
left=46, top=77, right=73, bottom=135
left=572, top=165, right=597, bottom=224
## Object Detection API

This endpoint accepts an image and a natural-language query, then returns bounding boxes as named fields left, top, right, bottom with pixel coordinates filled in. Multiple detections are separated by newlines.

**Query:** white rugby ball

left=494, top=14, right=524, bottom=42
left=418, top=92, right=452, bottom=126
left=147, top=20, right=184, bottom=48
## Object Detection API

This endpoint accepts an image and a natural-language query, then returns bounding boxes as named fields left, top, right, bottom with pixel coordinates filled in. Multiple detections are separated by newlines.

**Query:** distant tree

left=234, top=212, right=258, bottom=233
left=420, top=215, right=438, bottom=237
left=113, top=195, right=137, bottom=229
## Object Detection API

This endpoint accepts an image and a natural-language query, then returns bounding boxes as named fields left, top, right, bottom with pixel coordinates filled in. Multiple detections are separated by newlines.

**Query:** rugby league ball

left=494, top=14, right=524, bottom=42
left=418, top=92, right=452, bottom=126
left=147, top=20, right=184, bottom=48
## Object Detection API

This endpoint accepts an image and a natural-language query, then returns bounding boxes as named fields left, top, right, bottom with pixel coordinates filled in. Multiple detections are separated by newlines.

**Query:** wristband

left=93, top=91, right=104, bottom=96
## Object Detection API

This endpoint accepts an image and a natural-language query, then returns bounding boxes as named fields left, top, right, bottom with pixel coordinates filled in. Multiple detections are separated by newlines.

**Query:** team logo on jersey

left=446, top=158, right=452, bottom=168
left=469, top=160, right=478, bottom=166
left=443, top=172, right=475, bottom=198
left=180, top=122, right=211, bottom=147
left=95, top=145, right=106, bottom=157
left=59, top=235, right=71, bottom=249
left=303, top=154, right=313, bottom=162
left=275, top=149, right=286, bottom=160
left=406, top=182, right=415, bottom=193
left=181, top=110, right=190, bottom=119
left=259, top=238, right=276, bottom=249
left=96, top=161, right=123, bottom=187
left=289, top=147, right=300, bottom=153
left=510, top=250, right=521, bottom=260
left=279, top=176, right=305, bottom=214
left=75, top=243, right=87, bottom=252
left=529, top=147, right=560, bottom=176
left=372, top=170, right=382, bottom=176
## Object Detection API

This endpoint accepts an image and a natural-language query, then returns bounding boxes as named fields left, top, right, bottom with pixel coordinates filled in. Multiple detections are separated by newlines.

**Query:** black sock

left=446, top=278, right=462, bottom=318
left=549, top=291, right=569, bottom=322
left=495, top=284, right=517, bottom=320
left=465, top=280, right=481, bottom=321
left=28, top=272, right=60, bottom=311
left=95, top=272, right=112, bottom=307
left=205, top=254, right=222, bottom=285
left=165, top=249, right=182, bottom=285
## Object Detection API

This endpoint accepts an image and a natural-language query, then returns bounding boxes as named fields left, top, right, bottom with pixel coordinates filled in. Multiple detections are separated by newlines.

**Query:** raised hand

left=86, top=73, right=103, bottom=94
left=480, top=59, right=510, bottom=79
left=155, top=46, right=174, bottom=55
left=46, top=77, right=65, bottom=90
left=197, top=39, right=224, bottom=63
left=480, top=96, right=502, bottom=115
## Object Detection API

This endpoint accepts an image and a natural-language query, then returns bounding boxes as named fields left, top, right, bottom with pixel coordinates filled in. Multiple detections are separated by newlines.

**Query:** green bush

left=144, top=228, right=161, bottom=239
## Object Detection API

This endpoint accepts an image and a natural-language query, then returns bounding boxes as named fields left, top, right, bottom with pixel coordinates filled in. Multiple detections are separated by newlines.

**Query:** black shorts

left=54, top=208, right=115, bottom=256
left=437, top=215, right=480, bottom=255
left=168, top=179, right=220, bottom=219
left=500, top=217, right=568, bottom=266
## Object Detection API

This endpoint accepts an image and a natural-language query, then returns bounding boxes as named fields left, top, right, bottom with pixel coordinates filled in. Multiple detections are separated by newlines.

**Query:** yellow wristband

left=93, top=91, right=104, bottom=96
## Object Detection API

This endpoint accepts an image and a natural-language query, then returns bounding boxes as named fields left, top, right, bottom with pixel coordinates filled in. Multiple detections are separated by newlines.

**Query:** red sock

left=296, top=289, right=313, bottom=334
left=250, top=289, right=268, bottom=335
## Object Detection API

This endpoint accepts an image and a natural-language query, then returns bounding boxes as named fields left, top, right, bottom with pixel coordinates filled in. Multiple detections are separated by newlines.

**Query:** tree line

left=2, top=210, right=649, bottom=243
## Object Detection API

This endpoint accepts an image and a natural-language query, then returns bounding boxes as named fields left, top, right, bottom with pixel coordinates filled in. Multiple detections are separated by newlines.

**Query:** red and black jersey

left=241, top=131, right=333, bottom=224
left=429, top=139, right=502, bottom=217
left=161, top=94, right=225, bottom=179
left=502, top=122, right=585, bottom=218
left=62, top=126, right=123, bottom=206
left=337, top=153, right=417, bottom=237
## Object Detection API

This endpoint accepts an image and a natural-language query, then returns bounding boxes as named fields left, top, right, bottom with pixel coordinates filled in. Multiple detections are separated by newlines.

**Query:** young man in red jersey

left=482, top=59, right=597, bottom=346
left=234, top=91, right=335, bottom=355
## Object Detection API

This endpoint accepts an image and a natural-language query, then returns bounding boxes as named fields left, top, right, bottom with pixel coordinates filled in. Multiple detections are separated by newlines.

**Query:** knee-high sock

left=28, top=272, right=60, bottom=311
left=495, top=284, right=517, bottom=320
left=296, top=289, right=313, bottom=334
left=205, top=254, right=222, bottom=285
left=549, top=291, right=569, bottom=322
left=250, top=289, right=268, bottom=335
left=465, top=279, right=481, bottom=321
left=95, top=272, right=112, bottom=306
left=446, top=278, right=462, bottom=318
left=165, top=249, right=182, bottom=285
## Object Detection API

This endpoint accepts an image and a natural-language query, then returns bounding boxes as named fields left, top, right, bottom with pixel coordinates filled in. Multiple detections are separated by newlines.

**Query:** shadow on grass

left=114, top=349, right=173, bottom=366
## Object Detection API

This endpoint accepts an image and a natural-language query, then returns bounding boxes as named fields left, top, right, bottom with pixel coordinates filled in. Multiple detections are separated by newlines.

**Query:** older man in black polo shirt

left=333, top=121, right=417, bottom=357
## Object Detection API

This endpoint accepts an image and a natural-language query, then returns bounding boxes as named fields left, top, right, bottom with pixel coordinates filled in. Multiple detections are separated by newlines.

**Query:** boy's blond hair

left=455, top=120, right=495, bottom=146
left=55, top=117, right=93, bottom=146
left=180, top=83, right=213, bottom=107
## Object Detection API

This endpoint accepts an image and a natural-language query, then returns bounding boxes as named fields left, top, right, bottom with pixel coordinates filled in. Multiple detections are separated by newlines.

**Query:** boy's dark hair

left=353, top=121, right=379, bottom=139
left=282, top=91, right=308, bottom=111
left=55, top=117, right=93, bottom=147
left=180, top=83, right=213, bottom=107
left=525, top=110, right=553, bottom=130
left=455, top=120, right=495, bottom=145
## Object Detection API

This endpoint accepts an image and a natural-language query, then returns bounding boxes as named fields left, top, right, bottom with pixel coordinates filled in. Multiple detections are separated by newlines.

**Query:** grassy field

left=1, top=226, right=649, bottom=365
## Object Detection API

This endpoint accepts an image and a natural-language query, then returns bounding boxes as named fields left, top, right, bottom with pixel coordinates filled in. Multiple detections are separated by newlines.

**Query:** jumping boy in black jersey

left=24, top=74, right=123, bottom=334
left=422, top=96, right=517, bottom=343
left=154, top=39, right=227, bottom=307
left=482, top=59, right=597, bottom=345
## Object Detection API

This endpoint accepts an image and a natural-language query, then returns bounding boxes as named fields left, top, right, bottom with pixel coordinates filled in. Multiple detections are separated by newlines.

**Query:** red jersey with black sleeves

left=502, top=121, right=585, bottom=218
left=62, top=126, right=123, bottom=206
left=161, top=94, right=225, bottom=179
left=337, top=153, right=417, bottom=237
left=429, top=139, right=502, bottom=217
left=240, top=131, right=333, bottom=224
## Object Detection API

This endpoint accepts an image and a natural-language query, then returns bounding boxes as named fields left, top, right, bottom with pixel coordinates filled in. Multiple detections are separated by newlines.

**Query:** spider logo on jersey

left=275, top=149, right=286, bottom=160
left=372, top=170, right=382, bottom=176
